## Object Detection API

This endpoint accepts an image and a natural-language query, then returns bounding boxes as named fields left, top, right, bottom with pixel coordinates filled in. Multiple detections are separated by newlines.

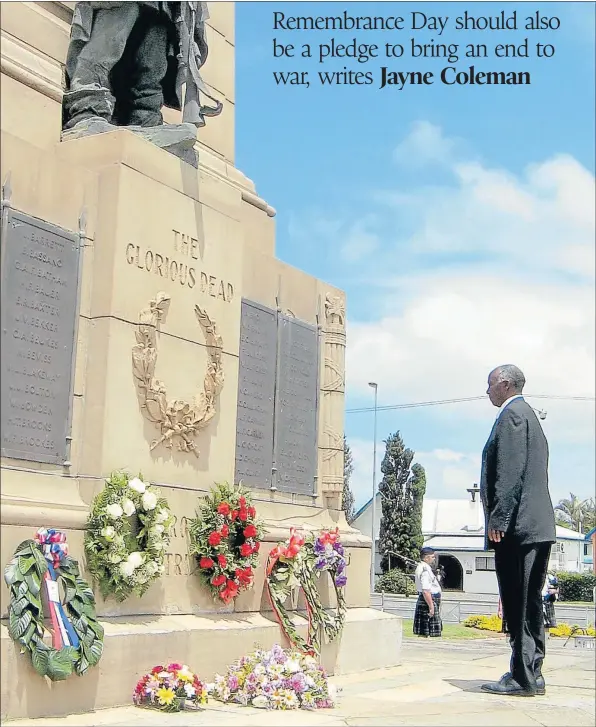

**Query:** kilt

left=413, top=593, right=442, bottom=637
left=543, top=600, right=557, bottom=628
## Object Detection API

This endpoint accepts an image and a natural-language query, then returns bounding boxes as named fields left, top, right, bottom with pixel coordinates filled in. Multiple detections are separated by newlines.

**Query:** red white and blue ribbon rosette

left=34, top=528, right=80, bottom=650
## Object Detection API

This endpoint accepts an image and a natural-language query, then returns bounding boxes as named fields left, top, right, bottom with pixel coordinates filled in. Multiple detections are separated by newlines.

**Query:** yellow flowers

left=464, top=615, right=596, bottom=639
left=549, top=623, right=596, bottom=638
left=463, top=615, right=503, bottom=632
left=156, top=687, right=176, bottom=706
left=175, top=665, right=194, bottom=682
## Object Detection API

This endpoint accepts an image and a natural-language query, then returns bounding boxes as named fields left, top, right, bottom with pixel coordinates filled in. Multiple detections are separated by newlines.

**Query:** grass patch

left=402, top=619, right=498, bottom=640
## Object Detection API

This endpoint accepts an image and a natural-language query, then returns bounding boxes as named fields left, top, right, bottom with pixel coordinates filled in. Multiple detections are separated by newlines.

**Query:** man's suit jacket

left=480, top=398, right=556, bottom=550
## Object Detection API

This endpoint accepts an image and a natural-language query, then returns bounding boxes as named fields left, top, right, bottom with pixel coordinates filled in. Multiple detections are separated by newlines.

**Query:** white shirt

left=496, top=394, right=524, bottom=420
left=414, top=562, right=441, bottom=594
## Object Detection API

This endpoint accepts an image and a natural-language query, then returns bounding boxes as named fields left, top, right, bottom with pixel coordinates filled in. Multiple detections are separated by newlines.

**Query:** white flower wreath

left=84, top=472, right=175, bottom=601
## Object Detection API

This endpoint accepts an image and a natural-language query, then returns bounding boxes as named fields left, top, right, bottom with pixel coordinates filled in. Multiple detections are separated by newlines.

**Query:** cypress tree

left=378, top=432, right=426, bottom=572
left=342, top=436, right=356, bottom=523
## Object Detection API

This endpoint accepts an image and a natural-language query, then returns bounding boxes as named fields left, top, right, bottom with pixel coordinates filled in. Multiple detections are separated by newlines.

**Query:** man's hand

left=488, top=528, right=505, bottom=543
left=423, top=589, right=435, bottom=616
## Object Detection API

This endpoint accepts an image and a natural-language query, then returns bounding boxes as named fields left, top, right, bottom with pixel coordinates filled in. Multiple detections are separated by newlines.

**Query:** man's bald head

left=486, top=364, right=526, bottom=407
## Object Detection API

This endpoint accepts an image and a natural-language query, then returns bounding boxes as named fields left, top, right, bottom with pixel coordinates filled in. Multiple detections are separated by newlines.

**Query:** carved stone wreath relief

left=132, top=292, right=224, bottom=457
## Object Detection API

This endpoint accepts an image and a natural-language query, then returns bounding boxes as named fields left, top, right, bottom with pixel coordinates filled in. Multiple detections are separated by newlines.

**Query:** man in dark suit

left=479, top=364, right=556, bottom=697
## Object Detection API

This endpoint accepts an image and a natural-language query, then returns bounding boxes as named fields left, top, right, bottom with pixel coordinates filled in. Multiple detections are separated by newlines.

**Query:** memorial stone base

left=0, top=129, right=402, bottom=721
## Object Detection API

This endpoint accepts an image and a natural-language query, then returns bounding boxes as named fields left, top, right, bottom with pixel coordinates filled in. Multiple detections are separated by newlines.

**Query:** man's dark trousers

left=494, top=540, right=551, bottom=690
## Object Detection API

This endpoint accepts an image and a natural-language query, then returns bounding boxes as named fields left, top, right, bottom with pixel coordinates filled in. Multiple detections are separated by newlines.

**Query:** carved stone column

left=321, top=293, right=346, bottom=509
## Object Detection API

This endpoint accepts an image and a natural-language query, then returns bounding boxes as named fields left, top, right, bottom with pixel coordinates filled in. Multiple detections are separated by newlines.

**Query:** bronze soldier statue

left=62, top=2, right=222, bottom=133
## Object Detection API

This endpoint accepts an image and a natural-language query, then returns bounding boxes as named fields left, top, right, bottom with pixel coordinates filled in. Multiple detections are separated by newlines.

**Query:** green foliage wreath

left=4, top=537, right=104, bottom=681
left=85, top=472, right=175, bottom=601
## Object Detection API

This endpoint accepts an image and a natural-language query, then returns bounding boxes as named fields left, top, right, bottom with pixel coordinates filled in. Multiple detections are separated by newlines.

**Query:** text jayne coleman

left=378, top=65, right=530, bottom=89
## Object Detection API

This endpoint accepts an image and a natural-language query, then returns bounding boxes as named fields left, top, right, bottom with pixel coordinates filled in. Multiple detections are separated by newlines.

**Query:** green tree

left=555, top=493, right=594, bottom=533
left=582, top=498, right=595, bottom=532
left=378, top=431, right=427, bottom=572
left=342, top=436, right=355, bottom=524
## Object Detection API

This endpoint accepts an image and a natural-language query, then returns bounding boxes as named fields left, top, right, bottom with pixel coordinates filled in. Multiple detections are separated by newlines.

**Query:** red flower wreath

left=188, top=483, right=265, bottom=604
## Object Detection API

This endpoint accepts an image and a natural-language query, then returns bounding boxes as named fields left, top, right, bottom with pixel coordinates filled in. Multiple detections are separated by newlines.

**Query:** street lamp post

left=369, top=382, right=378, bottom=593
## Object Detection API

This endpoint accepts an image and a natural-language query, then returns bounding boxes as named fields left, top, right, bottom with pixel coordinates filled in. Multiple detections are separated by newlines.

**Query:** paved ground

left=7, top=637, right=595, bottom=727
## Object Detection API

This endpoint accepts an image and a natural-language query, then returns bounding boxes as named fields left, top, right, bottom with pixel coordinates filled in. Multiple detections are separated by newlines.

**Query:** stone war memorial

left=0, top=2, right=401, bottom=720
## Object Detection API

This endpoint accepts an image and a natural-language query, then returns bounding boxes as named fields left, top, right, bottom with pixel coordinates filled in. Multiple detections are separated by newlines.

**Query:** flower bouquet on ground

left=133, top=663, right=208, bottom=712
left=212, top=644, right=335, bottom=710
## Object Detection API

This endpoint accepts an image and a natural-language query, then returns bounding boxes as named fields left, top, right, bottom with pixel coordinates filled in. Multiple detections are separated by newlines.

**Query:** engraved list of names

left=234, top=300, right=277, bottom=488
left=274, top=316, right=319, bottom=495
left=1, top=211, right=81, bottom=465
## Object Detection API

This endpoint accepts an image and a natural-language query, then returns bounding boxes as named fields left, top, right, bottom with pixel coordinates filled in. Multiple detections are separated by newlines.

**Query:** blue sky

left=235, top=2, right=595, bottom=510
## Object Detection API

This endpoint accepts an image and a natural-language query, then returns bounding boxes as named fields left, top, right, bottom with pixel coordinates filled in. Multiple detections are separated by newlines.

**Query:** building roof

left=422, top=498, right=484, bottom=535
left=555, top=525, right=586, bottom=541
left=585, top=526, right=596, bottom=540
left=424, top=535, right=485, bottom=551
left=353, top=496, right=374, bottom=522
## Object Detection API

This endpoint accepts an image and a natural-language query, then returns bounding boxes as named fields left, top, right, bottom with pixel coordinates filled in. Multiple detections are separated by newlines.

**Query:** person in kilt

left=413, top=547, right=442, bottom=638
left=542, top=572, right=559, bottom=629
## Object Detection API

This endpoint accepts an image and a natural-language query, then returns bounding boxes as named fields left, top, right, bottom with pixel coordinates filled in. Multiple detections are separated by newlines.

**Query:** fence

left=371, top=593, right=596, bottom=628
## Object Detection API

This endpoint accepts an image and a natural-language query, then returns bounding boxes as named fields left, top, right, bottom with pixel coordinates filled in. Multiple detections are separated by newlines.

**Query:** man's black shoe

left=481, top=675, right=536, bottom=697
left=500, top=671, right=545, bottom=695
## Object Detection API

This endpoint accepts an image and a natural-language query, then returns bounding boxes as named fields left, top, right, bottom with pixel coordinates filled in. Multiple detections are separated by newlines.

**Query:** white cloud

left=346, top=127, right=595, bottom=438
left=393, top=120, right=462, bottom=168
left=348, top=273, right=594, bottom=406
left=416, top=450, right=482, bottom=498
left=348, top=438, right=377, bottom=513
left=348, top=438, right=483, bottom=511
left=375, top=154, right=595, bottom=282
left=343, top=124, right=594, bottom=502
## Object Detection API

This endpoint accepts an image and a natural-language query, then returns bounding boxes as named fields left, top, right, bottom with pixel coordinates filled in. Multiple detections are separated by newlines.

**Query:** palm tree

left=554, top=493, right=593, bottom=533
left=583, top=498, right=596, bottom=532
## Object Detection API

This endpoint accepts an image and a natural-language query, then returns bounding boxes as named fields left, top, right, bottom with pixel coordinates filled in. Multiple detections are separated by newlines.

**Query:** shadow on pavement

left=445, top=679, right=488, bottom=693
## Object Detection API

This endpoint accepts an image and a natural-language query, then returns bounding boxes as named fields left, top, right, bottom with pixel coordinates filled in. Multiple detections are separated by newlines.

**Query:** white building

left=351, top=487, right=586, bottom=595
left=583, top=527, right=595, bottom=573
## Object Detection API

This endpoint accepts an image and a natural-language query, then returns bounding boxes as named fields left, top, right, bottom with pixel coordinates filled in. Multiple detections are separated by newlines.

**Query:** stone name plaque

left=234, top=300, right=277, bottom=487
left=1, top=210, right=81, bottom=465
left=274, top=315, right=319, bottom=495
